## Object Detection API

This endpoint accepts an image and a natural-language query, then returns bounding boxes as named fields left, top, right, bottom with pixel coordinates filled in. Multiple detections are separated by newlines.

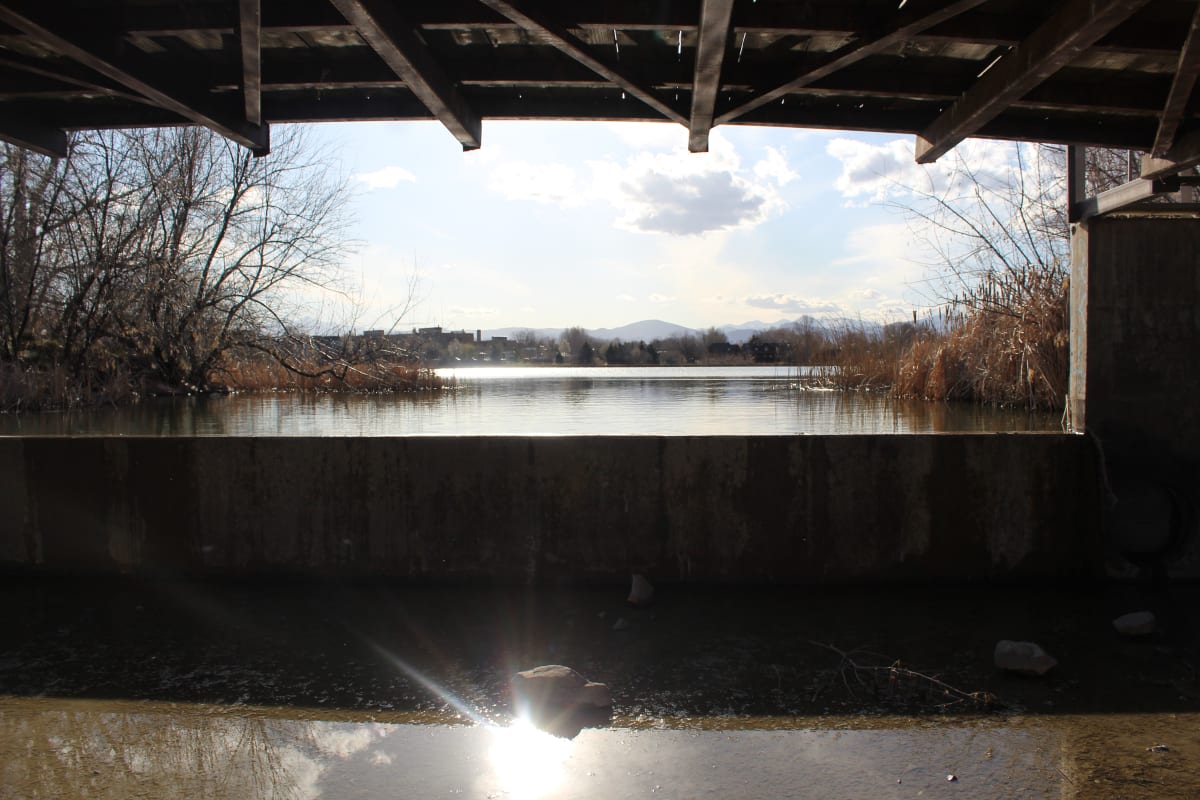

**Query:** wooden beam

left=716, top=0, right=988, bottom=126
left=0, top=118, right=66, bottom=157
left=1066, top=144, right=1087, bottom=222
left=915, top=0, right=1151, bottom=164
left=1151, top=3, right=1200, bottom=156
left=689, top=0, right=735, bottom=152
left=477, top=0, right=687, bottom=126
left=1072, top=175, right=1180, bottom=221
left=0, top=2, right=269, bottom=155
left=238, top=0, right=262, bottom=126
left=0, top=52, right=142, bottom=101
left=328, top=0, right=481, bottom=150
left=1142, top=128, right=1200, bottom=179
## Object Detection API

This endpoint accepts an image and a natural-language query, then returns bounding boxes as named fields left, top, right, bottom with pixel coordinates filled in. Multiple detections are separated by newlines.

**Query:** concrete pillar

left=1069, top=215, right=1200, bottom=575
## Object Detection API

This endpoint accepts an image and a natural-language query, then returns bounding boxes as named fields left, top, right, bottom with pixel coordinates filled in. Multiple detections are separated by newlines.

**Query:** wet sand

left=0, top=577, right=1196, bottom=798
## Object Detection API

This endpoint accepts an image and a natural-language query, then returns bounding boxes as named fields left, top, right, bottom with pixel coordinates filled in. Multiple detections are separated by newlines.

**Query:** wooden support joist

left=1142, top=128, right=1200, bottom=179
left=328, top=0, right=481, bottom=150
left=915, top=0, right=1151, bottom=164
left=477, top=0, right=687, bottom=126
left=0, top=2, right=269, bottom=155
left=716, top=0, right=989, bottom=127
left=238, top=0, right=262, bottom=126
left=1151, top=3, right=1200, bottom=156
left=689, top=0, right=735, bottom=152
left=0, top=117, right=66, bottom=157
left=1072, top=175, right=1180, bottom=221
left=0, top=52, right=142, bottom=101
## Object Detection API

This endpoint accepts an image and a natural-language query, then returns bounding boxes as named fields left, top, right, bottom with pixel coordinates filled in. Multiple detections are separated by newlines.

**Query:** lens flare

left=488, top=716, right=572, bottom=799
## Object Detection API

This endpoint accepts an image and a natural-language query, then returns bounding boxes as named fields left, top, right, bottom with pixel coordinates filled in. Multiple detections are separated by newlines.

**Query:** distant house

left=707, top=342, right=740, bottom=357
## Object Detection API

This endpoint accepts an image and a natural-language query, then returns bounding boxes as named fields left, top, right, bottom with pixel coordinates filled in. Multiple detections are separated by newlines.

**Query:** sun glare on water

left=488, top=717, right=574, bottom=799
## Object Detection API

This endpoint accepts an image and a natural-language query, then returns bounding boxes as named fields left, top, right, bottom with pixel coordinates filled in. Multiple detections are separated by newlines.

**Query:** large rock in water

left=511, top=665, right=612, bottom=711
left=993, top=640, right=1057, bottom=676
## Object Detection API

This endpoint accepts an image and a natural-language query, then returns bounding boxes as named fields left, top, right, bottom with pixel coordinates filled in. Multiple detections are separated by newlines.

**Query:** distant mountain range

left=482, top=316, right=884, bottom=345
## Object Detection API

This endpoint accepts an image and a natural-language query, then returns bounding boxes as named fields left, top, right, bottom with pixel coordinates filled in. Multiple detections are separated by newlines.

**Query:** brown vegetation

left=823, top=270, right=1068, bottom=411
left=822, top=144, right=1134, bottom=412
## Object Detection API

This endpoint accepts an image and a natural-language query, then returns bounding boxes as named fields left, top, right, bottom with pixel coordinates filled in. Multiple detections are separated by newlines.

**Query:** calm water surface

left=0, top=366, right=1059, bottom=436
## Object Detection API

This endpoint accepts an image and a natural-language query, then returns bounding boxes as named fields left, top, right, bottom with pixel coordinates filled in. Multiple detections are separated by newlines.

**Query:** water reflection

left=0, top=696, right=1094, bottom=799
left=0, top=367, right=1058, bottom=436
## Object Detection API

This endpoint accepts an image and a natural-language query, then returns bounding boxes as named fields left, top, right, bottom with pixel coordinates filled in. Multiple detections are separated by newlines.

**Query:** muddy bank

left=0, top=577, right=1195, bottom=719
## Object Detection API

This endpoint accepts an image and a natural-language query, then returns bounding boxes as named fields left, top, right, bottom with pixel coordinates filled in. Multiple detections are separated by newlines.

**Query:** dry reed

left=827, top=273, right=1069, bottom=410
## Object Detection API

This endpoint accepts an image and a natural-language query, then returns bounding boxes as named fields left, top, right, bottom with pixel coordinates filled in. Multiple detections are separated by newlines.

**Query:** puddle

left=0, top=579, right=1197, bottom=797
left=0, top=696, right=1074, bottom=799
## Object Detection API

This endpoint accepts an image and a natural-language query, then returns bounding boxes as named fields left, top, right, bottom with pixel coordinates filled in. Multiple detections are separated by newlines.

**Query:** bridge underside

left=2, top=0, right=1200, bottom=177
left=2, top=1, right=1200, bottom=581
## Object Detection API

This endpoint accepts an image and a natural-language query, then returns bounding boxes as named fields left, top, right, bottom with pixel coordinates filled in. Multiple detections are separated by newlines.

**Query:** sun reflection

left=488, top=717, right=573, bottom=799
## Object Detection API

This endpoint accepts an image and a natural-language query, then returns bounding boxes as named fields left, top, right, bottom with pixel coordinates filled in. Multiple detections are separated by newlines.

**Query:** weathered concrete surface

left=1069, top=216, right=1200, bottom=577
left=0, top=435, right=1101, bottom=582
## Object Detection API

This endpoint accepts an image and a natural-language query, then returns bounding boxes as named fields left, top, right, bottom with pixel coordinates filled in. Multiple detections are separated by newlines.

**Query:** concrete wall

left=0, top=435, right=1102, bottom=582
left=1069, top=216, right=1200, bottom=575
left=1070, top=216, right=1200, bottom=458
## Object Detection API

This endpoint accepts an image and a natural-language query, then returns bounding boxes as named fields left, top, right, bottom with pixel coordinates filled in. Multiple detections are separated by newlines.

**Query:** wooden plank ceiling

left=2, top=0, right=1200, bottom=177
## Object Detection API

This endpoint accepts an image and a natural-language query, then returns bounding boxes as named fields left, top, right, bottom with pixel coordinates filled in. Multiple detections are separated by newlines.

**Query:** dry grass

left=827, top=274, right=1069, bottom=411
left=217, top=354, right=443, bottom=393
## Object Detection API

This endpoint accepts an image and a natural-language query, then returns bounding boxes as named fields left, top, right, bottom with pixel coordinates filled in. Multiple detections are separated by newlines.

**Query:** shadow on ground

left=0, top=576, right=1195, bottom=722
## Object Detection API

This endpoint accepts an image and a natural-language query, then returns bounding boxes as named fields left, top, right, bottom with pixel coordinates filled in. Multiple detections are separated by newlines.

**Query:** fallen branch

left=807, top=640, right=1002, bottom=711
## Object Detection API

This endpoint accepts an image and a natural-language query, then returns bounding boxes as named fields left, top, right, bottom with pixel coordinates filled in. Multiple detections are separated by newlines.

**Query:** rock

left=994, top=640, right=1057, bottom=676
left=612, top=617, right=630, bottom=631
left=511, top=665, right=612, bottom=711
left=628, top=574, right=654, bottom=606
left=1113, top=611, right=1156, bottom=637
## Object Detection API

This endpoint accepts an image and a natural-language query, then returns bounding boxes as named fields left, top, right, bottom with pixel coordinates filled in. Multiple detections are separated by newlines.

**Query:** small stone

left=1146, top=744, right=1170, bottom=752
left=947, top=774, right=957, bottom=782
left=511, top=665, right=612, bottom=710
left=994, top=640, right=1057, bottom=676
left=612, top=617, right=630, bottom=631
left=1113, top=611, right=1156, bottom=637
left=628, top=574, right=654, bottom=606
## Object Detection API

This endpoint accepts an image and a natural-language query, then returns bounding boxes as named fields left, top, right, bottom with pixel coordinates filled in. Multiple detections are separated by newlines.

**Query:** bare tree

left=0, top=126, right=355, bottom=401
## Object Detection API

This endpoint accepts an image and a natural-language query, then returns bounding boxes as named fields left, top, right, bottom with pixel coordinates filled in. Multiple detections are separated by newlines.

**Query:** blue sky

left=305, top=119, right=1009, bottom=334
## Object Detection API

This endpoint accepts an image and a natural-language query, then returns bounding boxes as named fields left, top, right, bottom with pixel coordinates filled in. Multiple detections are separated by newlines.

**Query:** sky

left=302, top=118, right=1015, bottom=335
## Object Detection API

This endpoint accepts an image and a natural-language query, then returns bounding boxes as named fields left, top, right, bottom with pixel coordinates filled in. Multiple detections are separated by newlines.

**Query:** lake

left=0, top=366, right=1059, bottom=436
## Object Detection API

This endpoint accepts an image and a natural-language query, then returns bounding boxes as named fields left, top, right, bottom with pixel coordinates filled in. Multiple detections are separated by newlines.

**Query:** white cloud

left=354, top=165, right=417, bottom=190
left=753, top=146, right=799, bottom=187
left=648, top=293, right=676, bottom=303
left=588, top=132, right=787, bottom=236
left=488, top=161, right=580, bottom=206
left=743, top=294, right=841, bottom=315
left=826, top=137, right=1026, bottom=204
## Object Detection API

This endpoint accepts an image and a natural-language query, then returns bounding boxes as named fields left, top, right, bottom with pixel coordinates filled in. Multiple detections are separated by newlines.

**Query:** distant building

left=707, top=342, right=740, bottom=357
